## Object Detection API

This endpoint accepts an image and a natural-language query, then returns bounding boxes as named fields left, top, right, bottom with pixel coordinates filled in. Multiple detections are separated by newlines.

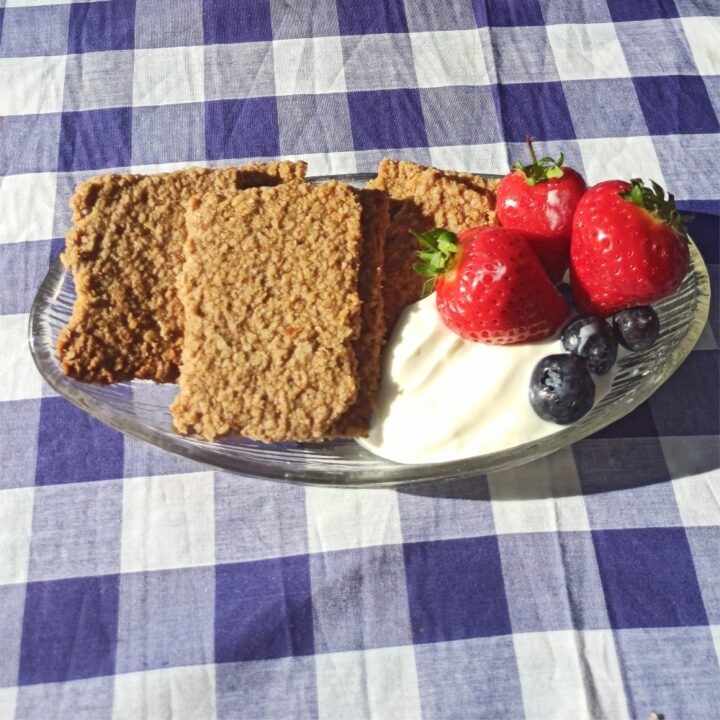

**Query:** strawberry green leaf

left=620, top=178, right=691, bottom=240
left=412, top=227, right=460, bottom=295
left=512, top=136, right=566, bottom=186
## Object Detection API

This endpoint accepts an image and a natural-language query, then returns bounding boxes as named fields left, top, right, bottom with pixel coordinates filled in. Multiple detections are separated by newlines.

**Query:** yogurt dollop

left=358, top=295, right=615, bottom=465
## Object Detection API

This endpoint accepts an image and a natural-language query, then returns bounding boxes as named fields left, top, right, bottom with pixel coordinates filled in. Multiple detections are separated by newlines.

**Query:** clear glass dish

left=29, top=173, right=711, bottom=487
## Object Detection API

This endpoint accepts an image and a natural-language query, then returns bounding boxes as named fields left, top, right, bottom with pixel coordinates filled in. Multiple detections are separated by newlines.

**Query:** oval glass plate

left=29, top=173, right=710, bottom=487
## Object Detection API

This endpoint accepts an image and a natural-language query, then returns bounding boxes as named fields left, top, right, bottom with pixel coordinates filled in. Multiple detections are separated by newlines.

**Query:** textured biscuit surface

left=171, top=181, right=364, bottom=442
left=330, top=188, right=389, bottom=437
left=368, top=159, right=499, bottom=330
left=57, top=162, right=306, bottom=384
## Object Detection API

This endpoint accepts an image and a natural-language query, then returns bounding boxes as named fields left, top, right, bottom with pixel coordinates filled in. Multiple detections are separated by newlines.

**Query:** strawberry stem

left=411, top=227, right=459, bottom=296
left=513, top=136, right=565, bottom=187
left=620, top=179, right=691, bottom=240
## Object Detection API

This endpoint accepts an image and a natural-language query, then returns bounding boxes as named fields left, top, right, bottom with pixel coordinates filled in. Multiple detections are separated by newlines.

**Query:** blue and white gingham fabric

left=1, top=1, right=719, bottom=718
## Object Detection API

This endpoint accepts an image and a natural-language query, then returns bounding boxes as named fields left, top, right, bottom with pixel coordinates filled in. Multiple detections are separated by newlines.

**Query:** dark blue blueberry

left=612, top=306, right=660, bottom=351
left=529, top=354, right=596, bottom=425
left=561, top=314, right=618, bottom=375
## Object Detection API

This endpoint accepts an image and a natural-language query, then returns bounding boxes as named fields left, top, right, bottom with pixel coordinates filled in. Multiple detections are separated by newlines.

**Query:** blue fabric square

left=19, top=575, right=120, bottom=684
left=634, top=75, right=720, bottom=135
left=590, top=402, right=657, bottom=439
left=215, top=556, right=314, bottom=662
left=421, top=86, right=503, bottom=147
left=649, top=351, right=720, bottom=436
left=132, top=103, right=205, bottom=165
left=123, top=433, right=205, bottom=478
left=205, top=97, right=280, bottom=160
left=0, top=400, right=40, bottom=490
left=116, top=567, right=215, bottom=673
left=614, top=627, right=720, bottom=718
left=35, top=397, right=124, bottom=486
left=203, top=0, right=272, bottom=44
left=498, top=532, right=609, bottom=632
left=404, top=537, right=511, bottom=643
left=336, top=0, right=408, bottom=35
left=58, top=108, right=132, bottom=172
left=684, top=211, right=720, bottom=265
left=474, top=0, right=544, bottom=26
left=277, top=94, right=354, bottom=155
left=493, top=82, right=575, bottom=142
left=0, top=584, right=25, bottom=686
left=0, top=113, right=61, bottom=175
left=310, top=545, right=413, bottom=653
left=68, top=0, right=135, bottom=54
left=0, top=240, right=54, bottom=316
left=575, top=438, right=682, bottom=529
left=563, top=79, right=648, bottom=139
left=414, top=636, right=525, bottom=720
left=593, top=528, right=708, bottom=629
left=347, top=89, right=428, bottom=151
left=0, top=4, right=70, bottom=57
left=606, top=0, right=678, bottom=21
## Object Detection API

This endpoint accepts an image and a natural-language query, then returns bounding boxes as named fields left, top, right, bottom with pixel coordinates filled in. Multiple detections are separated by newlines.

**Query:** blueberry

left=529, top=354, right=596, bottom=424
left=561, top=314, right=618, bottom=375
left=613, top=306, right=660, bottom=351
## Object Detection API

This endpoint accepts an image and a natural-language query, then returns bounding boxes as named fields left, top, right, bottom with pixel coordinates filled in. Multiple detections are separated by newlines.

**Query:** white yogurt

left=358, top=295, right=616, bottom=464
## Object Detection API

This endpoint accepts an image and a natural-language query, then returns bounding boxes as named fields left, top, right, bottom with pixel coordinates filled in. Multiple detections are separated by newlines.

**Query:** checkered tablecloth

left=1, top=1, right=719, bottom=718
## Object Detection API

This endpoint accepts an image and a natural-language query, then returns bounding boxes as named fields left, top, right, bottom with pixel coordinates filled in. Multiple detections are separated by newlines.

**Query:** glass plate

left=29, top=173, right=711, bottom=487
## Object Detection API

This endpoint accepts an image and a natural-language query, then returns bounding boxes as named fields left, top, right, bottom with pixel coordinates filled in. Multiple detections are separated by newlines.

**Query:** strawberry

left=570, top=178, right=690, bottom=316
left=413, top=226, right=570, bottom=344
left=497, top=137, right=586, bottom=282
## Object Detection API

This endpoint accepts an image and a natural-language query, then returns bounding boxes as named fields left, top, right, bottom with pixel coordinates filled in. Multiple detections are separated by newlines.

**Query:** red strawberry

left=497, top=137, right=586, bottom=282
left=570, top=179, right=690, bottom=316
left=413, top=226, right=570, bottom=344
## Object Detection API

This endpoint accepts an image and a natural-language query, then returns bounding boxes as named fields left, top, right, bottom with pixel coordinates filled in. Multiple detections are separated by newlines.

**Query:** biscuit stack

left=58, top=159, right=498, bottom=442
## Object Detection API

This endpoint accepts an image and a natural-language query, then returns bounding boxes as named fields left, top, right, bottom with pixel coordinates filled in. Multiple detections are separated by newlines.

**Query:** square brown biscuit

left=330, top=187, right=389, bottom=437
left=57, top=161, right=307, bottom=384
left=171, top=180, right=366, bottom=443
left=368, top=159, right=499, bottom=331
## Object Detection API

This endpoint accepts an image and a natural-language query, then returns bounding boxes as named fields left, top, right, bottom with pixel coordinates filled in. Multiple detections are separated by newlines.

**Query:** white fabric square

left=488, top=448, right=591, bottom=534
left=120, top=472, right=214, bottom=572
left=112, top=665, right=216, bottom=720
left=711, top=625, right=720, bottom=666
left=305, top=487, right=402, bottom=553
left=0, top=487, right=34, bottom=585
left=0, top=688, right=17, bottom=720
left=547, top=23, right=630, bottom=80
left=577, top=136, right=665, bottom=188
left=0, top=55, right=66, bottom=116
left=430, top=143, right=509, bottom=176
left=272, top=36, right=346, bottom=96
left=133, top=46, right=205, bottom=107
left=682, top=17, right=720, bottom=75
left=661, top=436, right=720, bottom=526
left=316, top=646, right=422, bottom=720
left=0, top=172, right=57, bottom=245
left=411, top=29, right=491, bottom=88
left=514, top=630, right=629, bottom=720
left=0, top=314, right=43, bottom=402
